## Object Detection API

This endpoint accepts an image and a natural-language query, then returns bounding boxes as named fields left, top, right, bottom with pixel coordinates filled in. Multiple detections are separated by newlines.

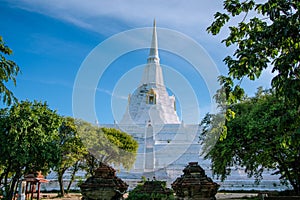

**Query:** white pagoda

left=103, top=20, right=284, bottom=190
left=120, top=20, right=180, bottom=125
left=105, top=20, right=205, bottom=186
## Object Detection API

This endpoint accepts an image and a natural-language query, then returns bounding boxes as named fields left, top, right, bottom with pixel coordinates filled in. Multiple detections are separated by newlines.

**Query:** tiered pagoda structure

left=110, top=20, right=205, bottom=181
left=102, top=20, right=284, bottom=190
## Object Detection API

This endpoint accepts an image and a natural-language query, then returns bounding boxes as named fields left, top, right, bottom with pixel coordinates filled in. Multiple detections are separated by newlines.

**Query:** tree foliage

left=205, top=0, right=300, bottom=194
left=0, top=101, right=62, bottom=200
left=53, top=117, right=87, bottom=196
left=201, top=90, right=300, bottom=194
left=207, top=0, right=300, bottom=105
left=0, top=36, right=20, bottom=105
left=77, top=120, right=138, bottom=172
left=51, top=119, right=138, bottom=195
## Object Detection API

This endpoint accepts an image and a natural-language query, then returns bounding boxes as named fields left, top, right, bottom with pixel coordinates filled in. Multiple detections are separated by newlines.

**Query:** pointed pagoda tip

left=147, top=18, right=159, bottom=63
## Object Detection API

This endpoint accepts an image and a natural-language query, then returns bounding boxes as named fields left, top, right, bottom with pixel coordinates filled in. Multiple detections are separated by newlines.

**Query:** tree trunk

left=7, top=172, right=21, bottom=200
left=58, top=173, right=65, bottom=197
left=277, top=156, right=300, bottom=195
left=66, top=162, right=79, bottom=193
left=7, top=179, right=16, bottom=200
left=4, top=165, right=11, bottom=194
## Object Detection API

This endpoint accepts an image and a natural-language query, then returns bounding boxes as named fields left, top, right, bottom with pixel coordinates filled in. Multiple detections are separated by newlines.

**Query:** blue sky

left=0, top=0, right=274, bottom=124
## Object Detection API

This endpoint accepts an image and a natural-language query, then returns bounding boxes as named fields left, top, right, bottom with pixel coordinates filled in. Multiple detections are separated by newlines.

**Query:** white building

left=103, top=20, right=285, bottom=191
left=120, top=20, right=179, bottom=125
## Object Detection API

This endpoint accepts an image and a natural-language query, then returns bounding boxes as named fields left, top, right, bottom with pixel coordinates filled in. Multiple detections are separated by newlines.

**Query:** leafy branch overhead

left=203, top=0, right=300, bottom=195
left=207, top=0, right=300, bottom=105
left=0, top=36, right=20, bottom=105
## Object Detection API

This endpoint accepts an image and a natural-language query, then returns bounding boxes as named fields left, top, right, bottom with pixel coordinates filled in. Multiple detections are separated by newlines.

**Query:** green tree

left=0, top=36, right=20, bottom=105
left=201, top=90, right=300, bottom=194
left=76, top=120, right=138, bottom=175
left=205, top=0, right=300, bottom=194
left=100, top=127, right=139, bottom=170
left=207, top=0, right=300, bottom=105
left=0, top=101, right=62, bottom=200
left=52, top=117, right=87, bottom=197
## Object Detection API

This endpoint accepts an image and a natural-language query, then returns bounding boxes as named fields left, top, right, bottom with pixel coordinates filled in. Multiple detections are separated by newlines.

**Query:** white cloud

left=6, top=0, right=276, bottom=99
left=6, top=0, right=229, bottom=68
left=7, top=0, right=222, bottom=36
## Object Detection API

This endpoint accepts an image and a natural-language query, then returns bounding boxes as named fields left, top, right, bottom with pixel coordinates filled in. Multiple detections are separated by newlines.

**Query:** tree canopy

left=53, top=117, right=87, bottom=196
left=204, top=1, right=300, bottom=193
left=0, top=36, right=20, bottom=105
left=52, top=119, right=138, bottom=196
left=77, top=120, right=138, bottom=171
left=0, top=101, right=62, bottom=200
left=201, top=89, right=300, bottom=194
left=207, top=0, right=300, bottom=105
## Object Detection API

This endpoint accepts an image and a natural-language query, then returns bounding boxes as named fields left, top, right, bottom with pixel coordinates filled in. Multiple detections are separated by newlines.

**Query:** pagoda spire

left=141, top=19, right=164, bottom=86
left=121, top=20, right=180, bottom=125
left=147, top=19, right=160, bottom=64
